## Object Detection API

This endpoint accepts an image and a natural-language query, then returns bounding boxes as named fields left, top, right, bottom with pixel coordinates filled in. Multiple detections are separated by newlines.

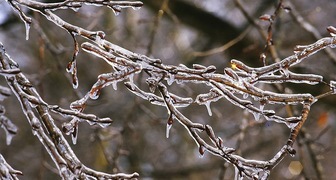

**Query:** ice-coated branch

left=0, top=154, right=22, bottom=180
left=0, top=43, right=139, bottom=179
left=4, top=0, right=336, bottom=179
left=75, top=29, right=336, bottom=179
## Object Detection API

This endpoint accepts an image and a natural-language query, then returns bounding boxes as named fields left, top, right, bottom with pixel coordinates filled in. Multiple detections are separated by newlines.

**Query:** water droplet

left=89, top=87, right=100, bottom=100
left=243, top=93, right=249, bottom=99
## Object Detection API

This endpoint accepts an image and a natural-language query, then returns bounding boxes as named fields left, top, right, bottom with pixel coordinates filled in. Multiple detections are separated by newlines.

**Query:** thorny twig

left=2, top=0, right=336, bottom=179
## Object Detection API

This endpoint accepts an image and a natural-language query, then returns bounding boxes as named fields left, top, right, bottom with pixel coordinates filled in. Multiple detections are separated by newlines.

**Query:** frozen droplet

left=72, top=74, right=79, bottom=89
left=330, top=80, right=336, bottom=94
left=243, top=93, right=249, bottom=99
left=89, top=88, right=100, bottom=100
left=204, top=101, right=212, bottom=116
left=166, top=123, right=172, bottom=138
left=198, top=145, right=205, bottom=158
left=24, top=21, right=30, bottom=40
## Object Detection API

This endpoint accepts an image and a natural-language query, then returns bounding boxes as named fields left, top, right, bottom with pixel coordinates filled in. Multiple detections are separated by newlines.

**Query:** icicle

left=204, top=101, right=212, bottom=116
left=166, top=123, right=172, bottom=138
left=128, top=73, right=134, bottom=85
left=66, top=60, right=79, bottom=89
left=132, top=6, right=142, bottom=10
left=167, top=74, right=175, bottom=85
left=166, top=114, right=174, bottom=138
left=98, top=122, right=111, bottom=128
left=259, top=104, right=265, bottom=112
left=24, top=21, right=30, bottom=40
left=111, top=5, right=121, bottom=16
left=112, top=82, right=118, bottom=90
left=252, top=111, right=260, bottom=121
left=4, top=129, right=15, bottom=145
left=71, top=123, right=78, bottom=145
left=5, top=130, right=15, bottom=145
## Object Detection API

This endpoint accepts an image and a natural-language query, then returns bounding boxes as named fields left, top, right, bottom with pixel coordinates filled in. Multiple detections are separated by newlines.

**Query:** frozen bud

left=282, top=6, right=291, bottom=13
left=259, top=14, right=272, bottom=21
left=327, top=26, right=336, bottom=36
left=203, top=65, right=216, bottom=73
left=96, top=31, right=106, bottom=39
left=205, top=125, right=215, bottom=138
left=193, top=64, right=206, bottom=70
left=199, top=145, right=205, bottom=156
left=217, top=137, right=223, bottom=148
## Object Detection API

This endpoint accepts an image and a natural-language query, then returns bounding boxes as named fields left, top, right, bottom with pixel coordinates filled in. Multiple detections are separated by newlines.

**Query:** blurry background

left=0, top=0, right=336, bottom=179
